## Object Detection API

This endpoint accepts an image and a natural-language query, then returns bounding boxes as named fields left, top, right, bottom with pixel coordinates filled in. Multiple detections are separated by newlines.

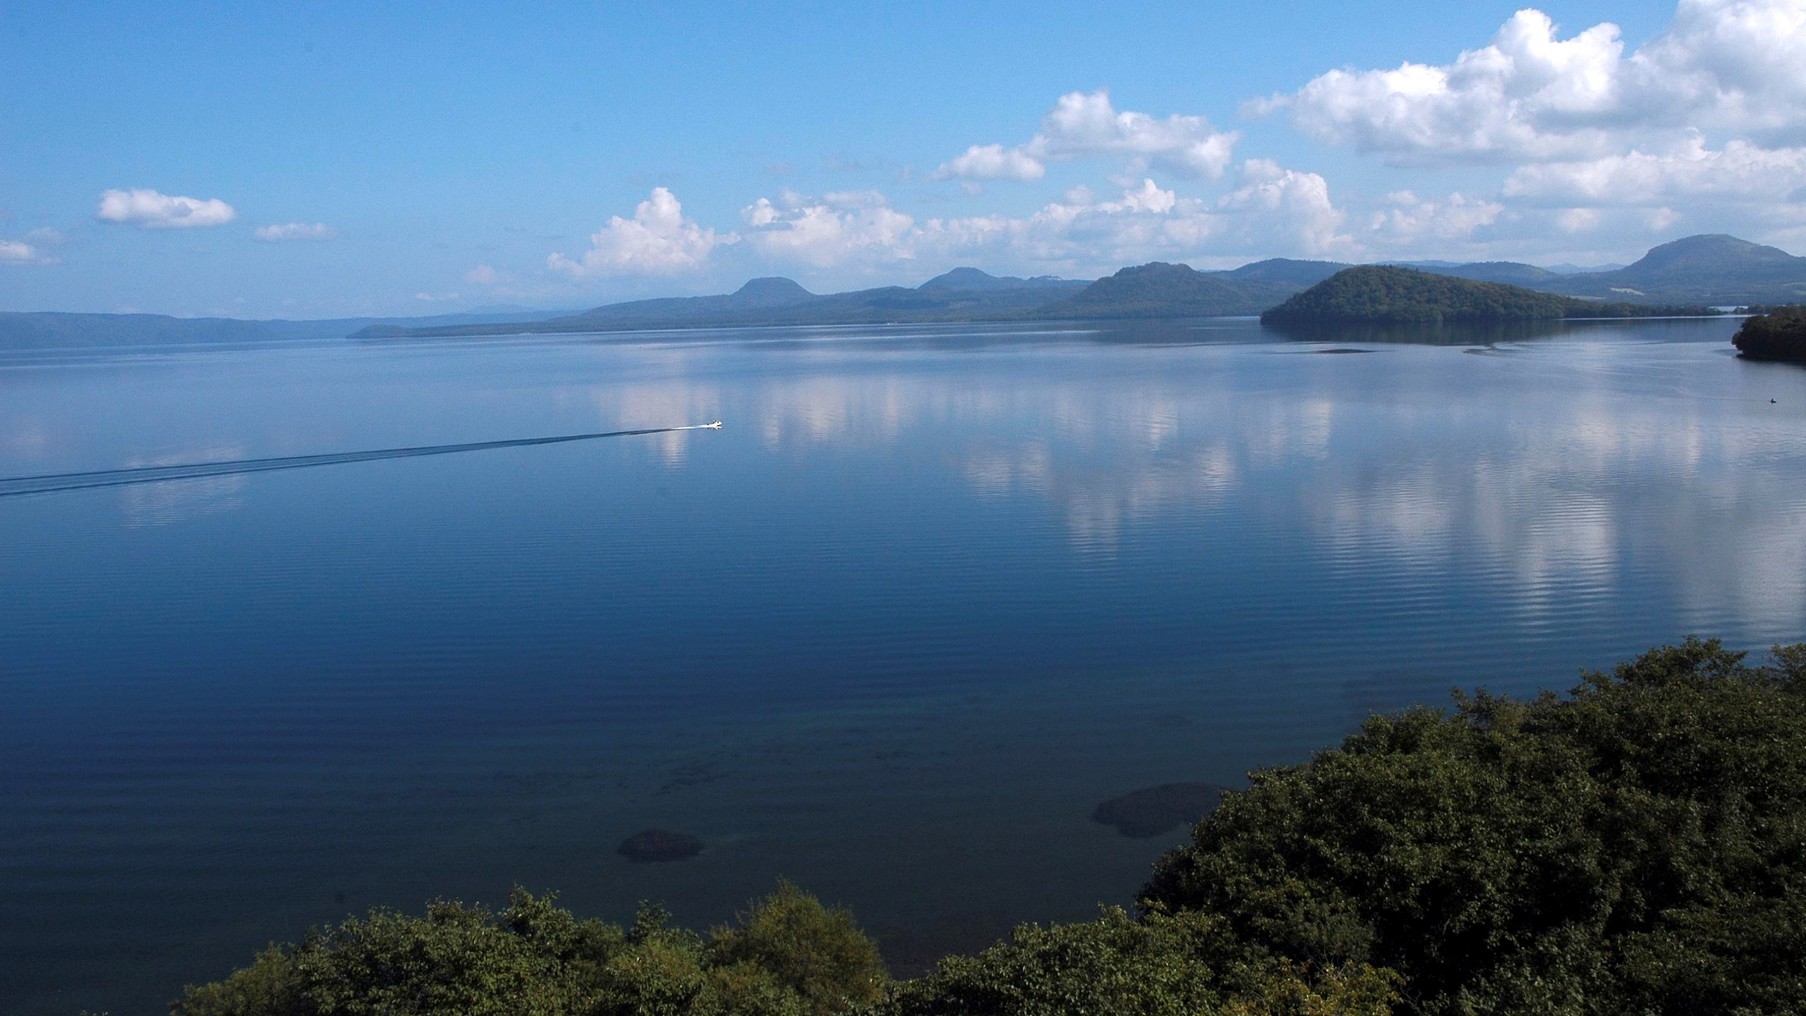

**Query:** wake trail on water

left=0, top=422, right=725, bottom=499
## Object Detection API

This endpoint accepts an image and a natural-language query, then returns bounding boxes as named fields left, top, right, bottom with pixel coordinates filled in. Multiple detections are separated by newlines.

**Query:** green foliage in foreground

left=1732, top=305, right=1806, bottom=361
left=885, top=907, right=1398, bottom=1016
left=1261, top=266, right=1702, bottom=326
left=178, top=639, right=1806, bottom=1016
left=174, top=881, right=886, bottom=1016
left=1143, top=638, right=1806, bottom=1016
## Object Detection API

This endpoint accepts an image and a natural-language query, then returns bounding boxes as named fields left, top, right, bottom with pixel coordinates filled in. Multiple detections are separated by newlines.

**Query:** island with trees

left=1732, top=305, right=1806, bottom=362
left=174, top=638, right=1806, bottom=1016
left=1260, top=265, right=1711, bottom=327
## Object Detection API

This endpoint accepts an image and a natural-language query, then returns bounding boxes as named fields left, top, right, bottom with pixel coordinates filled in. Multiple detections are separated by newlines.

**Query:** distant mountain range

left=353, top=235, right=1801, bottom=337
left=1551, top=234, right=1806, bottom=304
left=353, top=269, right=1096, bottom=338
left=1381, top=235, right=1806, bottom=305
left=0, top=309, right=585, bottom=350
left=3, top=234, right=1801, bottom=349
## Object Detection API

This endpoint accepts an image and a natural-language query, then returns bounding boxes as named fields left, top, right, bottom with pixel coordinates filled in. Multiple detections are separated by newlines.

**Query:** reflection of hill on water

left=1263, top=318, right=1572, bottom=346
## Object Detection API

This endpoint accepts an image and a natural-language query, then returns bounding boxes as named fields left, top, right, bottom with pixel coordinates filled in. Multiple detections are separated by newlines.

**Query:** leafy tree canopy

left=173, top=884, right=885, bottom=1016
left=1732, top=305, right=1806, bottom=362
left=1141, top=638, right=1806, bottom=1016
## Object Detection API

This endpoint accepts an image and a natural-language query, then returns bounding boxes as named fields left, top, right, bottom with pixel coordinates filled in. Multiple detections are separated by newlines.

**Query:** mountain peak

left=1629, top=234, right=1798, bottom=271
left=919, top=267, right=1000, bottom=291
left=1601, top=235, right=1806, bottom=296
left=1046, top=261, right=1268, bottom=317
left=730, top=277, right=814, bottom=307
left=1110, top=261, right=1196, bottom=279
left=1228, top=258, right=1349, bottom=286
left=919, top=267, right=1085, bottom=293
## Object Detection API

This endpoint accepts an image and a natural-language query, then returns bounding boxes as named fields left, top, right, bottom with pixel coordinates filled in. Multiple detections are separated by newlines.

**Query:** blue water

left=2, top=318, right=1803, bottom=1013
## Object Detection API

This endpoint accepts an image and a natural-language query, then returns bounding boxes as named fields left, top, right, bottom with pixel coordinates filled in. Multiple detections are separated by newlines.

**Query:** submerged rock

left=1091, top=782, right=1227, bottom=838
left=617, top=828, right=704, bottom=862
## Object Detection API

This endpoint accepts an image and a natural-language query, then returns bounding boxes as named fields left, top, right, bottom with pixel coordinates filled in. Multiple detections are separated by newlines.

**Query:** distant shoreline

left=1, top=233, right=1794, bottom=348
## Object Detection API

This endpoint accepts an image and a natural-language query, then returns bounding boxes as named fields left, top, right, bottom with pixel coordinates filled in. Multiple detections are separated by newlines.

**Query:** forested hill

left=1031, top=260, right=1346, bottom=319
left=1261, top=265, right=1709, bottom=326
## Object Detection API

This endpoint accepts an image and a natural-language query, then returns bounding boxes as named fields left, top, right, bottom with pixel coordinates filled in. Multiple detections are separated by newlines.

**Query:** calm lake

left=3, top=317, right=1802, bottom=1014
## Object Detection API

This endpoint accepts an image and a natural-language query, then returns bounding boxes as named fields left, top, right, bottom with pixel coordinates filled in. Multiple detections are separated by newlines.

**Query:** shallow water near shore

left=2, top=317, right=1803, bottom=1013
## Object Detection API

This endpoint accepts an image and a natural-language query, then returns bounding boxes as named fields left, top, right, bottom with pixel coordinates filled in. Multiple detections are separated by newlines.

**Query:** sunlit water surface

left=2, top=318, right=1802, bottom=1013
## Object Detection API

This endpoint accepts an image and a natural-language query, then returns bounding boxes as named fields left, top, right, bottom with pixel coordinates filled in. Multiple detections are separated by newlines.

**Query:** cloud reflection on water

left=6, top=325, right=1796, bottom=636
left=576, top=329, right=1803, bottom=635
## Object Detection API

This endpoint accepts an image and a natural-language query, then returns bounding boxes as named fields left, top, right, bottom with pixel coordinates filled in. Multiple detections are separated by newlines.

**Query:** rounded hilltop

left=1259, top=265, right=1691, bottom=327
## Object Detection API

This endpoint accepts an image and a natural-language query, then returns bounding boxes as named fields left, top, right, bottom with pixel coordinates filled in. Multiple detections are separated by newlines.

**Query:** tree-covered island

left=1261, top=265, right=1712, bottom=327
left=172, top=638, right=1806, bottom=1016
left=1732, top=305, right=1806, bottom=362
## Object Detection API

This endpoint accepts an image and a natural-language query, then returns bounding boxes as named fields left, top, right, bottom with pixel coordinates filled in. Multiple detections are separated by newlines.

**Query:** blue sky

left=6, top=1, right=1797, bottom=318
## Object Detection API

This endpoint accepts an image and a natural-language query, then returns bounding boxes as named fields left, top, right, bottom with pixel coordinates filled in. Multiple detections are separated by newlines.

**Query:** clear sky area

left=3, top=1, right=1795, bottom=318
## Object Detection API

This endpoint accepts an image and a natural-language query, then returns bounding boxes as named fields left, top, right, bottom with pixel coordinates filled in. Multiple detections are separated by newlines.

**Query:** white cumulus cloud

left=935, top=90, right=1239, bottom=181
left=1368, top=191, right=1506, bottom=244
left=254, top=222, right=337, bottom=242
left=1215, top=160, right=1351, bottom=256
left=938, top=143, right=1048, bottom=181
left=1256, top=9, right=1625, bottom=163
left=549, top=187, right=735, bottom=278
left=1504, top=135, right=1806, bottom=205
left=739, top=179, right=1223, bottom=275
left=740, top=190, right=919, bottom=268
left=1258, top=0, right=1806, bottom=164
left=0, top=239, right=58, bottom=265
left=96, top=188, right=236, bottom=229
left=984, top=179, right=1216, bottom=263
left=733, top=164, right=1362, bottom=278
left=1635, top=0, right=1806, bottom=141
left=1239, top=0, right=1806, bottom=253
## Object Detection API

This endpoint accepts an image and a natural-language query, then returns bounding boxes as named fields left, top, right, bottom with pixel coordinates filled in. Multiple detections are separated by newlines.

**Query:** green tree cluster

left=174, top=882, right=886, bottom=1016
left=1261, top=267, right=1577, bottom=325
left=1732, top=305, right=1806, bottom=361
left=884, top=907, right=1396, bottom=1016
left=1142, top=638, right=1806, bottom=1015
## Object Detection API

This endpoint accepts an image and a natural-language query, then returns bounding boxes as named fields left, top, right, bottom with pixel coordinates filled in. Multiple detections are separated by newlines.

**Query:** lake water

left=2, top=317, right=1802, bottom=1014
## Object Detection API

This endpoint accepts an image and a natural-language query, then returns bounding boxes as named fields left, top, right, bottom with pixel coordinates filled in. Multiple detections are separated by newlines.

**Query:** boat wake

left=0, top=422, right=725, bottom=499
